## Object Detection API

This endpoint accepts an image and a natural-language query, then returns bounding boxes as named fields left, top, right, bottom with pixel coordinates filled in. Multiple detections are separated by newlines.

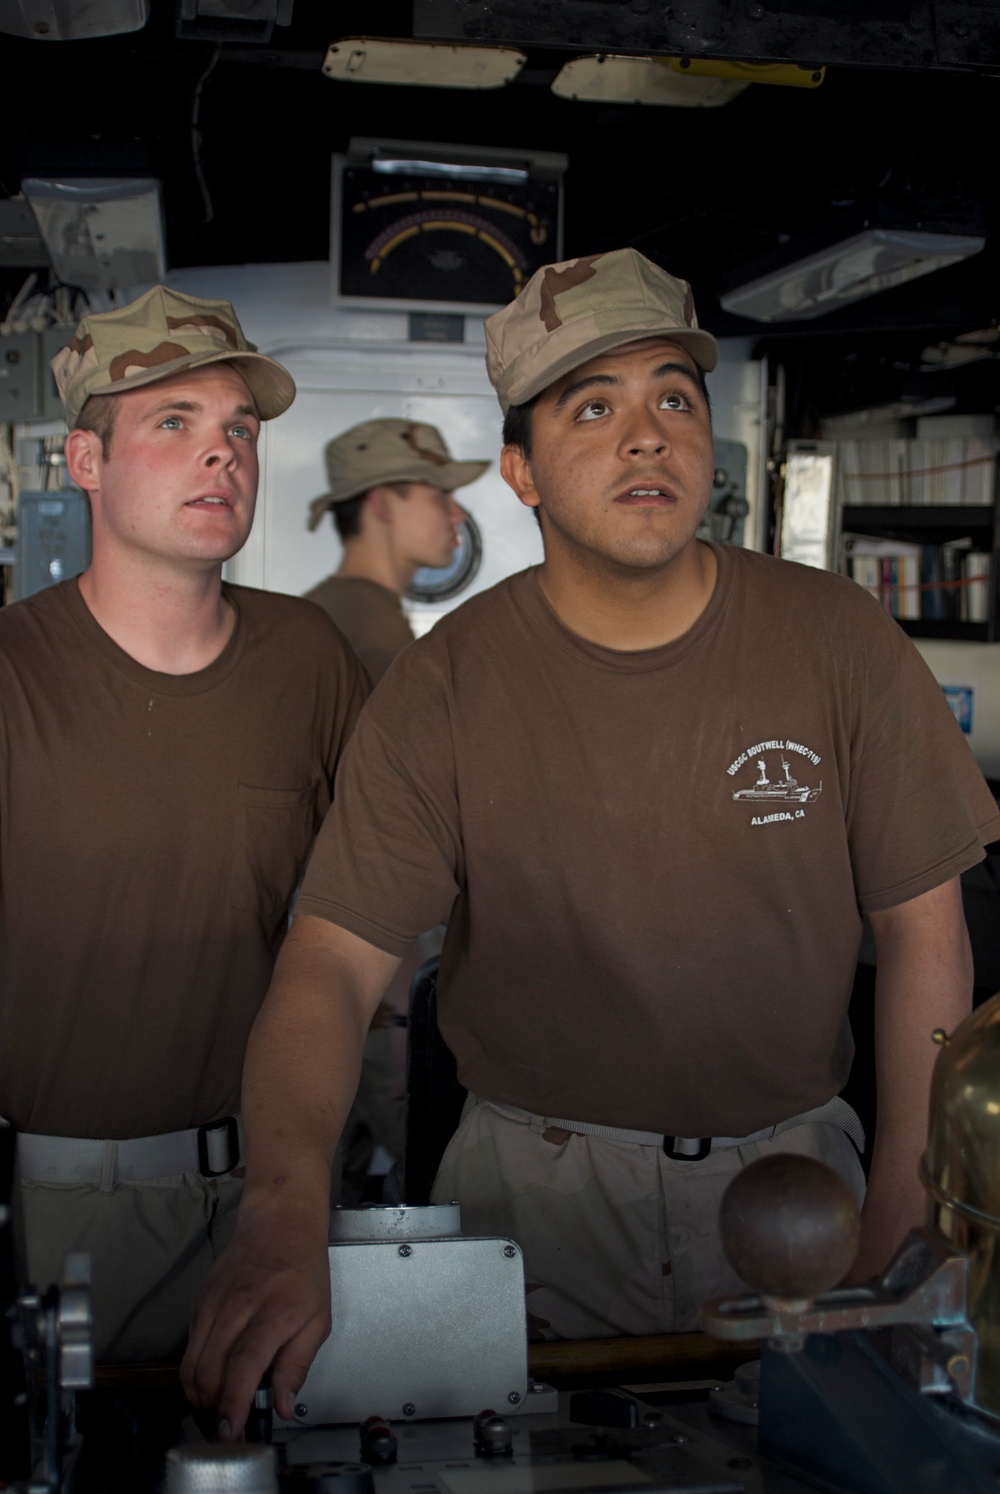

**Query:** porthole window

left=406, top=513, right=483, bottom=603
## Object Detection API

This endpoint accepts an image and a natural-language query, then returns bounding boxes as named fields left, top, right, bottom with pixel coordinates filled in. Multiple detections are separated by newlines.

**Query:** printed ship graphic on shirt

left=732, top=756, right=822, bottom=804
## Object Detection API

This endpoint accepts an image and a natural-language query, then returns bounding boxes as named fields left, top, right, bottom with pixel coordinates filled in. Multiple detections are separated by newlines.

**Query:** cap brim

left=98, top=348, right=295, bottom=421
left=437, top=458, right=491, bottom=493
left=501, top=325, right=719, bottom=413
left=317, top=458, right=491, bottom=516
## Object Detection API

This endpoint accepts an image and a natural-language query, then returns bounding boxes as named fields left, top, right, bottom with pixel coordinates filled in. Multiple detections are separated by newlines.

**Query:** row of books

left=835, top=436, right=996, bottom=507
left=844, top=536, right=992, bottom=623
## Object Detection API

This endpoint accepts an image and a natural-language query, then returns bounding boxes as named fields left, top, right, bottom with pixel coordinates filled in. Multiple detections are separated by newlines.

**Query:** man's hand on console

left=180, top=1198, right=332, bottom=1437
left=181, top=916, right=401, bottom=1435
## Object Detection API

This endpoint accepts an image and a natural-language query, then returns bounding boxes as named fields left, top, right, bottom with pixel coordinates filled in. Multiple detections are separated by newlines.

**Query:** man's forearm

left=181, top=914, right=401, bottom=1430
left=238, top=915, right=389, bottom=1223
left=856, top=877, right=973, bottom=1280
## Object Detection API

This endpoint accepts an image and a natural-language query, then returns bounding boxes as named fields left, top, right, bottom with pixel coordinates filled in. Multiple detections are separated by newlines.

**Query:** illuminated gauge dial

left=338, top=165, right=560, bottom=305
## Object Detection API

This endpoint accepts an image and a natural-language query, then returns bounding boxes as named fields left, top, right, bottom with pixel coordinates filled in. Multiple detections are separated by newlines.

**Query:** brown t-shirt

left=0, top=580, right=368, bottom=1137
left=299, top=545, right=1000, bottom=1137
left=305, top=576, right=414, bottom=683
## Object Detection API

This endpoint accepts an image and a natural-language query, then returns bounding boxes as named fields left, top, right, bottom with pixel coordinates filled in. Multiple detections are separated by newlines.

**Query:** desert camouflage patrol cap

left=51, top=285, right=296, bottom=429
left=485, top=248, right=719, bottom=413
left=308, top=418, right=490, bottom=530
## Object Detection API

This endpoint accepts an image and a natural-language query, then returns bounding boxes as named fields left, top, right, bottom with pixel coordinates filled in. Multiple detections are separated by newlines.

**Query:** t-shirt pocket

left=228, top=780, right=320, bottom=928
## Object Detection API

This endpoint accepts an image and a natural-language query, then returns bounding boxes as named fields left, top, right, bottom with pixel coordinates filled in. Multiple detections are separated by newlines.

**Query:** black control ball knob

left=719, top=1153, right=860, bottom=1302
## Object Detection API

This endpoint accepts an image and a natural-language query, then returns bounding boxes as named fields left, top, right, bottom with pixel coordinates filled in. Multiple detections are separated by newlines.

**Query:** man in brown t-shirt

left=305, top=419, right=489, bottom=683
left=0, top=288, right=367, bottom=1362
left=184, top=251, right=1000, bottom=1433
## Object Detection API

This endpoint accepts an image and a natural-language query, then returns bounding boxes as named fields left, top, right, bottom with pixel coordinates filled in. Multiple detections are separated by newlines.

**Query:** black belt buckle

left=198, top=1116, right=240, bottom=1177
left=663, top=1135, right=712, bottom=1161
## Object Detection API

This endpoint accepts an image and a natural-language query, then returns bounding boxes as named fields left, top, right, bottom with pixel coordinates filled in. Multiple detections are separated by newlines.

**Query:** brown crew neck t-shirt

left=298, top=544, right=1000, bottom=1138
left=0, top=580, right=368, bottom=1138
left=306, top=575, right=414, bottom=683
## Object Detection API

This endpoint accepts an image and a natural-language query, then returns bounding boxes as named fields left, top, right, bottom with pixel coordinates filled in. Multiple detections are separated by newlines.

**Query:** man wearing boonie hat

left=304, top=418, right=489, bottom=684
left=302, top=418, right=489, bottom=1205
left=184, top=250, right=996, bottom=1434
left=0, top=285, right=368, bottom=1365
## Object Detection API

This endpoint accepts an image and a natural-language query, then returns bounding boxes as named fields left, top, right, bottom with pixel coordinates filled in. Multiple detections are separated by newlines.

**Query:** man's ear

left=500, top=444, right=539, bottom=513
left=366, top=486, right=392, bottom=524
left=64, top=429, right=103, bottom=494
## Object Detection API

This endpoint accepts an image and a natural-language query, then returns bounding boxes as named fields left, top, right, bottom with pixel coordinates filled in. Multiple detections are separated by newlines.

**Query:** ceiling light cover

left=551, top=55, right=747, bottom=107
left=22, top=178, right=165, bottom=292
left=667, top=58, right=824, bottom=89
left=323, top=38, right=525, bottom=90
left=721, top=228, right=986, bottom=322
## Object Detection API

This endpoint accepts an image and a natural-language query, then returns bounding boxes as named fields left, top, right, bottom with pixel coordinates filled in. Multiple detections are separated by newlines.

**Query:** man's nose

left=623, top=407, right=670, bottom=456
left=203, top=430, right=240, bottom=467
left=448, top=496, right=468, bottom=525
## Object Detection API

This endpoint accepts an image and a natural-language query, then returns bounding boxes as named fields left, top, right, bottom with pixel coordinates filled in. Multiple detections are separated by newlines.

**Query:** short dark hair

left=502, top=394, right=540, bottom=459
left=332, top=481, right=415, bottom=543
left=75, top=393, right=122, bottom=459
left=501, top=360, right=712, bottom=460
left=332, top=492, right=366, bottom=542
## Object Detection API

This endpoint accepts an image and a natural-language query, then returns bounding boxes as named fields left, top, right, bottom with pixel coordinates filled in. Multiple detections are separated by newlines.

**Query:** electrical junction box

left=14, top=490, right=91, bottom=601
left=275, top=1205, right=528, bottom=1427
left=0, top=333, right=40, bottom=422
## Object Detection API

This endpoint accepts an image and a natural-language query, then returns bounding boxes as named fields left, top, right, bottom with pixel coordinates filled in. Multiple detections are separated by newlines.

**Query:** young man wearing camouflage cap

left=184, top=250, right=998, bottom=1434
left=0, top=285, right=367, bottom=1362
left=305, top=418, right=489, bottom=683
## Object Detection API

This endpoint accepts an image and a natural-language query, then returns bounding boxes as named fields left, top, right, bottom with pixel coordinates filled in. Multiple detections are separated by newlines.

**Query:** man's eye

left=577, top=400, right=609, bottom=421
left=659, top=391, right=690, bottom=411
left=159, top=416, right=183, bottom=429
left=229, top=424, right=254, bottom=441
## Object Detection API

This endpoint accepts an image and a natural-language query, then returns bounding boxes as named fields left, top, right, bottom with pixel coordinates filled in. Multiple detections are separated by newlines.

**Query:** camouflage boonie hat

left=51, top=285, right=295, bottom=429
left=485, top=248, right=719, bottom=413
left=308, top=419, right=489, bottom=531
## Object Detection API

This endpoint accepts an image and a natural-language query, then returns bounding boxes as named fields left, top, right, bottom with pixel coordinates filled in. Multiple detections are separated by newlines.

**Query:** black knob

left=473, top=1409, right=513, bottom=1457
left=359, top=1416, right=397, bottom=1466
left=719, top=1154, right=860, bottom=1302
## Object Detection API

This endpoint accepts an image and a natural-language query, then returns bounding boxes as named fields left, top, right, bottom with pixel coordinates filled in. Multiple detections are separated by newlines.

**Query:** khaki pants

left=21, top=1171, right=243, bottom=1363
left=431, top=1096, right=866, bottom=1340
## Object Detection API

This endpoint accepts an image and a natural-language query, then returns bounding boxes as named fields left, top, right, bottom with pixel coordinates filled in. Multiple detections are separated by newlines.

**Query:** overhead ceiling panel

left=413, top=0, right=1000, bottom=72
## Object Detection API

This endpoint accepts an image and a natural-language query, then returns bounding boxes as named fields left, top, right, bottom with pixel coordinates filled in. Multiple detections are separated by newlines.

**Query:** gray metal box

left=277, top=1233, right=528, bottom=1427
left=0, top=333, right=40, bottom=422
left=14, top=490, right=91, bottom=601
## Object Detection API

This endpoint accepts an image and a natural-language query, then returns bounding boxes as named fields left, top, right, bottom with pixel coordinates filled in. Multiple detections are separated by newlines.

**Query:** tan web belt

left=15, top=1114, right=243, bottom=1189
left=489, top=1094, right=866, bottom=1162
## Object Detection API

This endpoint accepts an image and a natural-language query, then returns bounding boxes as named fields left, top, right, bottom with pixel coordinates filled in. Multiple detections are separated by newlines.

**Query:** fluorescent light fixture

left=0, top=0, right=147, bottom=40
left=21, top=178, right=165, bottom=292
left=721, top=227, right=986, bottom=322
left=323, top=37, right=525, bottom=90
left=371, top=157, right=529, bottom=185
left=551, top=55, right=747, bottom=107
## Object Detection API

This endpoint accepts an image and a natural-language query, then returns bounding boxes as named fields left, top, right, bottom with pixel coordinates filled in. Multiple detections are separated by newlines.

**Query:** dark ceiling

left=4, top=0, right=999, bottom=424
